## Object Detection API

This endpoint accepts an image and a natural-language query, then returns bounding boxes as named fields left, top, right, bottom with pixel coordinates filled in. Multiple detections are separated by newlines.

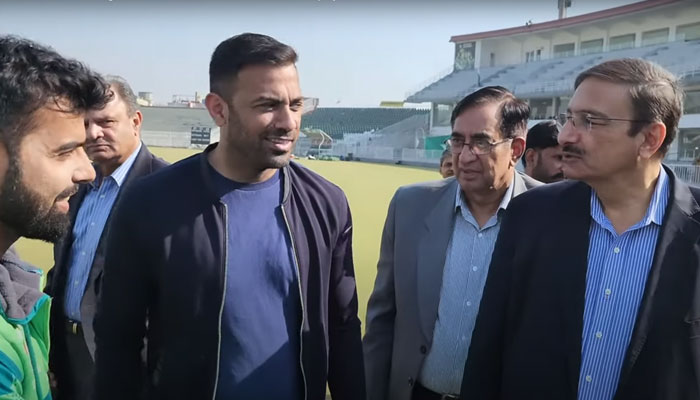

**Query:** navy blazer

left=462, top=166, right=700, bottom=400
left=47, top=144, right=169, bottom=358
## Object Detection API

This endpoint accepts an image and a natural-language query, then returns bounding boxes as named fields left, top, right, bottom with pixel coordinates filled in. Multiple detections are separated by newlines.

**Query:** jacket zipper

left=211, top=202, right=229, bottom=400
left=23, top=324, right=44, bottom=400
left=281, top=206, right=308, bottom=400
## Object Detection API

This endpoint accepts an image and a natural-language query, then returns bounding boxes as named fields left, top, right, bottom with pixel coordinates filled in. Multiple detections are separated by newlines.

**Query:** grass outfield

left=15, top=146, right=439, bottom=330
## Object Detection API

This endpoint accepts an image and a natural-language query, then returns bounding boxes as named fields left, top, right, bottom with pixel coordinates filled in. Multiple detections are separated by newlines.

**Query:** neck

left=590, top=161, right=662, bottom=234
left=0, top=224, right=18, bottom=257
left=99, top=141, right=139, bottom=177
left=463, top=171, right=513, bottom=227
left=208, top=142, right=276, bottom=183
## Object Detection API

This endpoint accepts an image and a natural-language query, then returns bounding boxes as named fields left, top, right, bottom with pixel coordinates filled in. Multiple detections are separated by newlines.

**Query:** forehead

left=87, top=88, right=128, bottom=119
left=569, top=77, right=633, bottom=117
left=24, top=105, right=86, bottom=147
left=233, top=64, right=300, bottom=100
left=452, top=102, right=501, bottom=138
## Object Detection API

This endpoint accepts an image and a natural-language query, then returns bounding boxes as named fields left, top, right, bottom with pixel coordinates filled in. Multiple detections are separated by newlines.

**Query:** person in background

left=522, top=120, right=564, bottom=183
left=439, top=147, right=454, bottom=178
left=46, top=75, right=168, bottom=400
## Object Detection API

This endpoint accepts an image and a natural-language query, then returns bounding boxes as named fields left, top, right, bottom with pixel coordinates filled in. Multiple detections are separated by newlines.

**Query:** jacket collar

left=199, top=143, right=292, bottom=204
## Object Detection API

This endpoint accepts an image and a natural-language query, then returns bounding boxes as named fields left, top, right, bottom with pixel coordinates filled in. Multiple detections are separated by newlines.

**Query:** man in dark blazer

left=45, top=76, right=168, bottom=400
left=364, top=86, right=540, bottom=400
left=462, top=58, right=700, bottom=400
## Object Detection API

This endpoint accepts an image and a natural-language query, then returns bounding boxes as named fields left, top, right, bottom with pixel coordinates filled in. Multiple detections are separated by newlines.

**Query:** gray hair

left=103, top=74, right=138, bottom=116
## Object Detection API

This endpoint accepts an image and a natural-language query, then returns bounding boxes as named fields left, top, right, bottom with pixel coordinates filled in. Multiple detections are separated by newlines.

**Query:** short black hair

left=209, top=33, right=298, bottom=100
left=440, top=148, right=451, bottom=165
left=523, top=120, right=560, bottom=167
left=0, top=36, right=111, bottom=152
left=450, top=85, right=530, bottom=139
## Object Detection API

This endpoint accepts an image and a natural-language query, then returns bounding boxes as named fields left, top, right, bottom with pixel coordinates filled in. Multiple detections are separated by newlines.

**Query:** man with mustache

left=364, top=86, right=540, bottom=400
left=522, top=120, right=564, bottom=183
left=45, top=75, right=167, bottom=400
left=0, top=35, right=110, bottom=400
left=462, top=59, right=700, bottom=400
left=92, top=33, right=364, bottom=400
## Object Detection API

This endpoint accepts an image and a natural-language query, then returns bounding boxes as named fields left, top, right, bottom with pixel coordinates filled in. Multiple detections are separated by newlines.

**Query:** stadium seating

left=407, top=39, right=700, bottom=103
left=301, top=108, right=429, bottom=139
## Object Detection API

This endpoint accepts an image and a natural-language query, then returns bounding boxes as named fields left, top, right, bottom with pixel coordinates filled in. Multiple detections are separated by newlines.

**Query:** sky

left=1, top=0, right=636, bottom=107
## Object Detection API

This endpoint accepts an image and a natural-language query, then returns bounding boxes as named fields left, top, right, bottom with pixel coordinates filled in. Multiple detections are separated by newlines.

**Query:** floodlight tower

left=558, top=0, right=572, bottom=19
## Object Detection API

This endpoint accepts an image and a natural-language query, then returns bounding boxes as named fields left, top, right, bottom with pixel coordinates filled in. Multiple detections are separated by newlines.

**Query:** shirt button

left=472, top=266, right=478, bottom=272
left=420, top=345, right=427, bottom=354
left=614, top=247, right=621, bottom=254
left=73, top=280, right=79, bottom=286
left=478, top=233, right=483, bottom=238
left=466, top=301, right=472, bottom=307
left=90, top=222, right=95, bottom=227
left=100, top=195, right=106, bottom=199
left=81, top=251, right=86, bottom=256
left=596, top=331, right=603, bottom=339
left=605, top=288, right=612, bottom=296
left=585, top=375, right=592, bottom=383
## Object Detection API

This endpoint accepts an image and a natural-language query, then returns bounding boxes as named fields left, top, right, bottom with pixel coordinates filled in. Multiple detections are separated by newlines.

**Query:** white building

left=407, top=0, right=700, bottom=162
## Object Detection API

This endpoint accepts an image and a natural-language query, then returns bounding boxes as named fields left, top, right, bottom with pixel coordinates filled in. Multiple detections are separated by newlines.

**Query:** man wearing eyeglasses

left=462, top=58, right=700, bottom=400
left=364, top=86, right=540, bottom=400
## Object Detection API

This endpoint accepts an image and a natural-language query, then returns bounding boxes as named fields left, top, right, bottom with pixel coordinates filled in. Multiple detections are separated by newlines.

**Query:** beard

left=227, top=106, right=295, bottom=170
left=0, top=157, right=76, bottom=243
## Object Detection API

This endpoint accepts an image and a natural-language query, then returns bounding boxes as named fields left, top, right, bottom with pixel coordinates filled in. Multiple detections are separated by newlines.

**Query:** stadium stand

left=301, top=108, right=428, bottom=139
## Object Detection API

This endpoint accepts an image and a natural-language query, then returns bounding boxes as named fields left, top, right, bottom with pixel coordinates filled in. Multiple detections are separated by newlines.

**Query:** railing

left=405, top=65, right=455, bottom=99
left=514, top=79, right=574, bottom=96
left=667, top=163, right=700, bottom=186
left=401, top=149, right=444, bottom=164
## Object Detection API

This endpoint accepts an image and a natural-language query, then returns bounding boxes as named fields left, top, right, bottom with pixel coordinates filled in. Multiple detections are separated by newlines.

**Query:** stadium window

left=553, top=43, right=575, bottom=58
left=641, top=28, right=669, bottom=46
left=433, top=103, right=454, bottom=127
left=580, top=38, right=603, bottom=55
left=685, top=90, right=700, bottom=114
left=609, top=33, right=636, bottom=51
left=678, top=128, right=700, bottom=161
left=529, top=98, right=552, bottom=119
left=536, top=49, right=542, bottom=61
left=677, top=22, right=700, bottom=41
left=489, top=53, right=496, bottom=67
left=526, top=51, right=534, bottom=63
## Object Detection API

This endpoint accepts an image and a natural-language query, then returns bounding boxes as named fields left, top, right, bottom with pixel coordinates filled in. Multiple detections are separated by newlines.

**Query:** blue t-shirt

left=210, top=165, right=302, bottom=400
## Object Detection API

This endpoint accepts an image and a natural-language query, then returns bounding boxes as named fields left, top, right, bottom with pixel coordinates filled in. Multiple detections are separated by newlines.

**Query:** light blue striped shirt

left=578, top=167, right=669, bottom=400
left=63, top=143, right=142, bottom=321
left=419, top=177, right=515, bottom=395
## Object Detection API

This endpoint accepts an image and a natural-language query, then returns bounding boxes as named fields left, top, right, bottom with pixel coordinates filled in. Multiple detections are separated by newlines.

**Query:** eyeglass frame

left=556, top=113, right=654, bottom=132
left=444, top=135, right=513, bottom=156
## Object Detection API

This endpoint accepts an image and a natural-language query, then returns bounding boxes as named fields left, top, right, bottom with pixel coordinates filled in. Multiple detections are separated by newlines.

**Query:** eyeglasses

left=556, top=113, right=654, bottom=132
left=445, top=136, right=512, bottom=155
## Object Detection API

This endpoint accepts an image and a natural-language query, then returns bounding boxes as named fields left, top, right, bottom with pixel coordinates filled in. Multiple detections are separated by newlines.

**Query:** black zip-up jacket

left=92, top=144, right=365, bottom=400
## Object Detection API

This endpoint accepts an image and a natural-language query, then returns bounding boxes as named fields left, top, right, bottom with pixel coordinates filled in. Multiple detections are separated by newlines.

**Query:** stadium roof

left=140, top=106, right=216, bottom=132
left=450, top=0, right=683, bottom=43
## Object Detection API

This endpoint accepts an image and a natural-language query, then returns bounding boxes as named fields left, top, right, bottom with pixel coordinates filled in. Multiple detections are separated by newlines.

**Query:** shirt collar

left=454, top=173, right=516, bottom=216
left=91, top=142, right=142, bottom=189
left=590, top=166, right=670, bottom=230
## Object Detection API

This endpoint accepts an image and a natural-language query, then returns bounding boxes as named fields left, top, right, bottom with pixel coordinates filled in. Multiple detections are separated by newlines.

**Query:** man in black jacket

left=462, top=58, right=700, bottom=400
left=46, top=76, right=168, bottom=400
left=92, top=33, right=365, bottom=400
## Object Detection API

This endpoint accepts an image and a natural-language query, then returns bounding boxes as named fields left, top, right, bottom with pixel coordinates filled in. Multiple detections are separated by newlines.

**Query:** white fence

left=667, top=163, right=700, bottom=186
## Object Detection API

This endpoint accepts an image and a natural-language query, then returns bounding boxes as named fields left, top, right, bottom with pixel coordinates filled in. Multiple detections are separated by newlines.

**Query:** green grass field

left=14, top=146, right=439, bottom=330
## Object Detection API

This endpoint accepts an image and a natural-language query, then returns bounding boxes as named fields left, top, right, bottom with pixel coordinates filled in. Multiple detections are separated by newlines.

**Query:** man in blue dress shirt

left=462, top=59, right=700, bottom=400
left=364, top=86, right=541, bottom=400
left=46, top=76, right=167, bottom=400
